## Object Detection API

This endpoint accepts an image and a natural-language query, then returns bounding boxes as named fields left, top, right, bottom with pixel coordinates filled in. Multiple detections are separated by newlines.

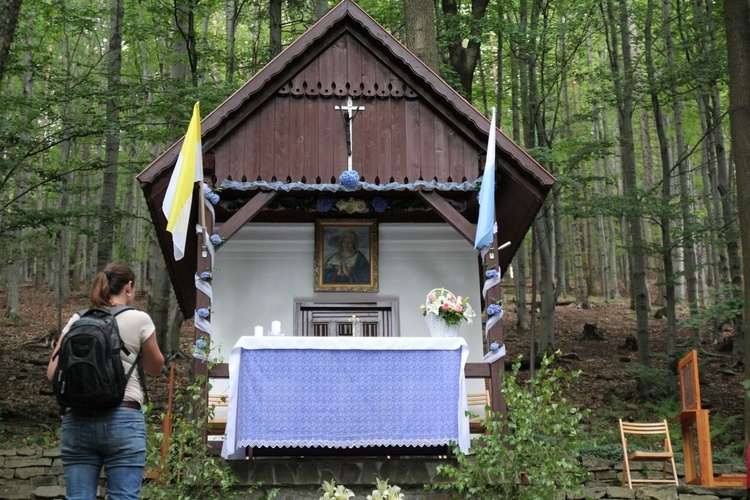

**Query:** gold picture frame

left=315, top=219, right=378, bottom=292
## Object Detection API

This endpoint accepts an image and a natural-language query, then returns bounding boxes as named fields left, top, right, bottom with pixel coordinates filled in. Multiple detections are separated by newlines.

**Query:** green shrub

left=431, top=352, right=591, bottom=499
left=142, top=354, right=276, bottom=499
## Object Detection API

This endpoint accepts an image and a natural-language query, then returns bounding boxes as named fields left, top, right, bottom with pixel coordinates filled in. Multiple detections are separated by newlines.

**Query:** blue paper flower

left=490, top=341, right=500, bottom=351
left=487, top=304, right=503, bottom=317
left=371, top=196, right=388, bottom=213
left=210, top=234, right=223, bottom=246
left=194, top=338, right=208, bottom=350
left=197, top=308, right=211, bottom=319
left=204, top=186, right=220, bottom=205
left=339, top=169, right=360, bottom=189
left=316, top=196, right=334, bottom=212
left=485, top=269, right=499, bottom=280
left=199, top=271, right=212, bottom=282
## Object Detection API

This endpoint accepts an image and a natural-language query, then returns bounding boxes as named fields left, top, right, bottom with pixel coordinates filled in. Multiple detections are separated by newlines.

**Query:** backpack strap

left=107, top=305, right=149, bottom=405
left=135, top=354, right=150, bottom=405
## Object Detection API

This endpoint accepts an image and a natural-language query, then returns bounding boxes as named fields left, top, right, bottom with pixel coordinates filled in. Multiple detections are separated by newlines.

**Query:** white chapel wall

left=208, top=222, right=489, bottom=394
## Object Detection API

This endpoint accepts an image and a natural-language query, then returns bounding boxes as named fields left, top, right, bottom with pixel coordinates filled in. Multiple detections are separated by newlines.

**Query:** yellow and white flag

left=162, top=102, right=203, bottom=261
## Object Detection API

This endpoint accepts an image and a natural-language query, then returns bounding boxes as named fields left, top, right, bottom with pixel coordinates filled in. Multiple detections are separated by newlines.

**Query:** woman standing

left=46, top=263, right=164, bottom=499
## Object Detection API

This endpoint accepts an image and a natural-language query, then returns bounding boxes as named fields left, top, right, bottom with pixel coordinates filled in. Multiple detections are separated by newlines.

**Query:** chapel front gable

left=209, top=32, right=482, bottom=189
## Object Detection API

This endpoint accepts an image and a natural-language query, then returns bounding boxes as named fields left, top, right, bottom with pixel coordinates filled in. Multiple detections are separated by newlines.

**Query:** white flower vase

left=424, top=313, right=461, bottom=338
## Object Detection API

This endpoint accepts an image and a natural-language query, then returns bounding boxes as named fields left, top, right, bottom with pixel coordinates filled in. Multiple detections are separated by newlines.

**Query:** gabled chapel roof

left=138, top=0, right=554, bottom=318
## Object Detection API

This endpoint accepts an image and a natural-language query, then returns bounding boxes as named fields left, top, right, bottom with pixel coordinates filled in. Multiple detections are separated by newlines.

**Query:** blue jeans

left=61, top=407, right=146, bottom=500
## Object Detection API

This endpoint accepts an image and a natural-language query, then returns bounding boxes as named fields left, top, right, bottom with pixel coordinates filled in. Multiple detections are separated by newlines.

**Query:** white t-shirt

left=61, top=308, right=156, bottom=405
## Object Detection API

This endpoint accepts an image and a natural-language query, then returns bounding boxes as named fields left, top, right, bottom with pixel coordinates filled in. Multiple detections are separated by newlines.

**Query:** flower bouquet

left=420, top=288, right=475, bottom=337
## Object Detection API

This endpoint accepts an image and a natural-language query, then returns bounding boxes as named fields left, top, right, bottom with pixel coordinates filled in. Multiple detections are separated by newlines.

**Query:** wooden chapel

left=137, top=0, right=554, bottom=454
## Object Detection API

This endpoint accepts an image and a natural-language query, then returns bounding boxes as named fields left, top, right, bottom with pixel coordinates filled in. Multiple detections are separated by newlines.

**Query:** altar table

left=221, top=336, right=470, bottom=458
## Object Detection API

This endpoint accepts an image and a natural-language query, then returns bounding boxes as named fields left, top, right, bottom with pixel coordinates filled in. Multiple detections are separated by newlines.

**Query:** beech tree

left=723, top=0, right=750, bottom=444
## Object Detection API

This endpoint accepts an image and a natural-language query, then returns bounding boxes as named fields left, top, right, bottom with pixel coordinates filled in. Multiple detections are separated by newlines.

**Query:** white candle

left=254, top=325, right=263, bottom=337
left=271, top=321, right=281, bottom=334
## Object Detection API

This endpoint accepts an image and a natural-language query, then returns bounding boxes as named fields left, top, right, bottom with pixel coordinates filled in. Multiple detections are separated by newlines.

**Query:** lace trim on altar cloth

left=236, top=438, right=456, bottom=449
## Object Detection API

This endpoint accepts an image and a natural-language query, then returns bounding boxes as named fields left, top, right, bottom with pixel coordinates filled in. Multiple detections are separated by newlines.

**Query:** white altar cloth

left=221, top=336, right=470, bottom=458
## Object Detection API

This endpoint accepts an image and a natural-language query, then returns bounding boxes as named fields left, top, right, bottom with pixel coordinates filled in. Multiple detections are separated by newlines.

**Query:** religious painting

left=315, top=219, right=378, bottom=292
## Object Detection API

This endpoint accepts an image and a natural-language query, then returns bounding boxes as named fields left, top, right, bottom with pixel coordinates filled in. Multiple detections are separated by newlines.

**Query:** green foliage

left=678, top=285, right=743, bottom=332
left=431, top=353, right=590, bottom=499
left=578, top=443, right=623, bottom=462
left=142, top=357, right=276, bottom=499
left=629, top=363, right=677, bottom=402
left=709, top=412, right=745, bottom=457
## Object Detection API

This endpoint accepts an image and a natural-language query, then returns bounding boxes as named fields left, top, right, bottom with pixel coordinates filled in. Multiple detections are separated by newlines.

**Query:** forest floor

left=0, top=285, right=745, bottom=458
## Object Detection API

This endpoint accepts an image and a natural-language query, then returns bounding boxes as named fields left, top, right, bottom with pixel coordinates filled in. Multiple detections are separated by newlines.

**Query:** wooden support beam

left=217, top=191, right=278, bottom=241
left=417, top=190, right=476, bottom=245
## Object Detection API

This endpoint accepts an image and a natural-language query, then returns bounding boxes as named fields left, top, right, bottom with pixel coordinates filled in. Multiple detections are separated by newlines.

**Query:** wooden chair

left=467, top=389, right=492, bottom=434
left=671, top=350, right=746, bottom=487
left=208, top=393, right=229, bottom=435
left=618, top=419, right=679, bottom=489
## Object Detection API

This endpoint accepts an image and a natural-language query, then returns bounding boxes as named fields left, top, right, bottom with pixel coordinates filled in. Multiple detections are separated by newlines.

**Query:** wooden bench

left=467, top=382, right=491, bottom=434
left=207, top=393, right=229, bottom=436
left=671, top=350, right=745, bottom=487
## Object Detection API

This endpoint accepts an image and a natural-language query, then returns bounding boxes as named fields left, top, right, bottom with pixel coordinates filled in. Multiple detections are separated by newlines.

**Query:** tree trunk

left=723, top=0, right=750, bottom=446
left=664, top=0, right=700, bottom=347
left=148, top=235, right=172, bottom=354
left=572, top=216, right=589, bottom=308
left=226, top=1, right=237, bottom=85
left=606, top=0, right=651, bottom=368
left=514, top=241, right=529, bottom=330
left=0, top=0, right=23, bottom=84
left=441, top=0, right=490, bottom=99
left=536, top=212, right=556, bottom=355
left=404, top=0, right=440, bottom=73
left=98, top=0, right=124, bottom=270
left=314, top=0, right=328, bottom=20
left=509, top=52, right=528, bottom=330
left=4, top=262, right=21, bottom=320
left=696, top=0, right=744, bottom=361
left=270, top=0, right=282, bottom=58
left=645, top=0, right=677, bottom=355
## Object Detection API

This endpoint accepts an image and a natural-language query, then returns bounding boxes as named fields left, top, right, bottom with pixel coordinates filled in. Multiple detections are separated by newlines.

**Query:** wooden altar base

left=208, top=441, right=450, bottom=458
left=225, top=456, right=456, bottom=499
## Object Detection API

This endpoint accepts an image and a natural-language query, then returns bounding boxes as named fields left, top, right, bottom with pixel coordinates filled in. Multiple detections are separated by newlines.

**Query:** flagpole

left=194, top=101, right=207, bottom=258
left=199, top=178, right=208, bottom=258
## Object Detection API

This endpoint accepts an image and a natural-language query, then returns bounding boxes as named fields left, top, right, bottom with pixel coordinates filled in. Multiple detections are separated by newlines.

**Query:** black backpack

left=52, top=306, right=144, bottom=411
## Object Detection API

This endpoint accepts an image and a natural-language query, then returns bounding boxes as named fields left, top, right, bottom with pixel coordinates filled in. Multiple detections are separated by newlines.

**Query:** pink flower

left=456, top=305, right=463, bottom=312
left=427, top=293, right=436, bottom=301
left=442, top=303, right=450, bottom=310
left=457, top=296, right=463, bottom=302
left=419, top=304, right=425, bottom=310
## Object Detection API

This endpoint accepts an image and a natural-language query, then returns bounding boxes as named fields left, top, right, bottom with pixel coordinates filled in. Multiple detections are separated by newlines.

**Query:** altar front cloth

left=221, top=336, right=470, bottom=458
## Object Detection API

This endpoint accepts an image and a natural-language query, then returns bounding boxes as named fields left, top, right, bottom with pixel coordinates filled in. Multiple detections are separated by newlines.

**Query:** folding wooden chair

left=618, top=419, right=679, bottom=489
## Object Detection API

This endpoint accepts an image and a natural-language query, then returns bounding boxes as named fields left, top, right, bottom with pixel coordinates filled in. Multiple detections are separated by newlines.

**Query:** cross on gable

left=335, top=97, right=365, bottom=171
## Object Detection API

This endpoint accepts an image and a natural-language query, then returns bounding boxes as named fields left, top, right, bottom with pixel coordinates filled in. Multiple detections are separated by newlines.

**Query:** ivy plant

left=432, top=352, right=590, bottom=499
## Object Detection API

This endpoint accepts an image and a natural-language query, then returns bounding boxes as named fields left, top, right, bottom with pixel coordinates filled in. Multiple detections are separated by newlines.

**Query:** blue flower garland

left=487, top=304, right=503, bottom=317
